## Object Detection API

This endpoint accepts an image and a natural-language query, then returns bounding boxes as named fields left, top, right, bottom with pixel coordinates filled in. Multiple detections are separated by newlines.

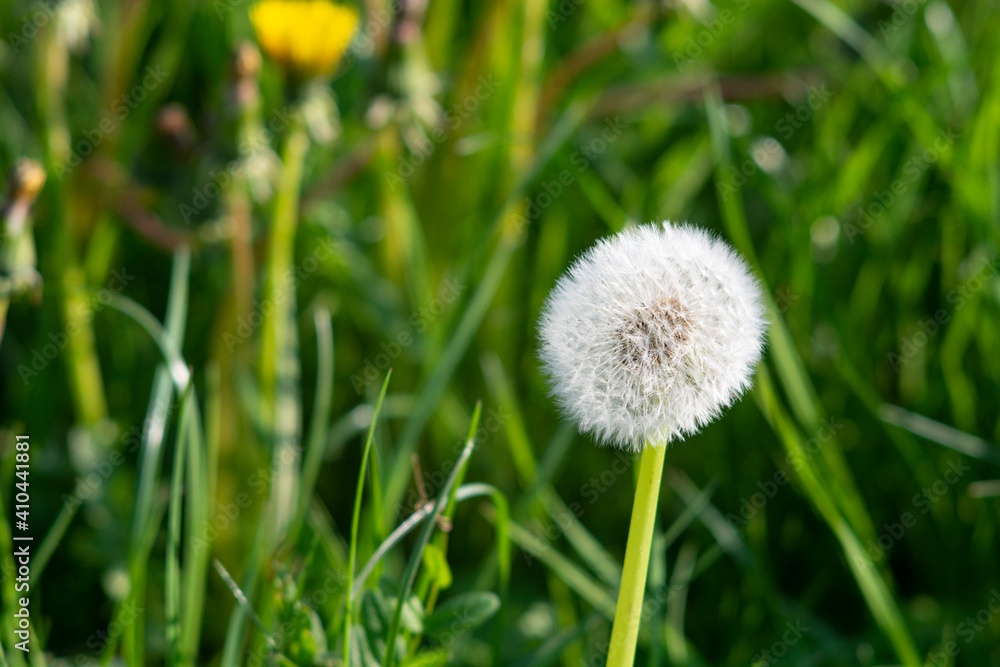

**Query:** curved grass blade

left=289, top=307, right=337, bottom=546
left=481, top=355, right=620, bottom=588
left=99, top=287, right=209, bottom=665
left=382, top=406, right=481, bottom=667
left=343, top=370, right=392, bottom=667
left=541, top=488, right=621, bottom=589
left=100, top=292, right=190, bottom=390
left=128, top=246, right=190, bottom=666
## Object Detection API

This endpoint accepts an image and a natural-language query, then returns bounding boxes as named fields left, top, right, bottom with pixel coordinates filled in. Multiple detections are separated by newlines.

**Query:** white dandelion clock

left=539, top=221, right=766, bottom=451
left=538, top=221, right=767, bottom=667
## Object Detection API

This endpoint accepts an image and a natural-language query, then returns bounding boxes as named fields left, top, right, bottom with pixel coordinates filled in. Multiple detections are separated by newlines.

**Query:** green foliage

left=0, top=0, right=999, bottom=665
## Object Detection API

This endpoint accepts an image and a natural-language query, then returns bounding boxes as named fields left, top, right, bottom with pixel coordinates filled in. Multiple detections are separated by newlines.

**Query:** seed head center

left=616, top=297, right=692, bottom=370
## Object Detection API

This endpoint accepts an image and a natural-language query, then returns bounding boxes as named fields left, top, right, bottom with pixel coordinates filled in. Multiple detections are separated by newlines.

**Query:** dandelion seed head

left=539, top=222, right=767, bottom=451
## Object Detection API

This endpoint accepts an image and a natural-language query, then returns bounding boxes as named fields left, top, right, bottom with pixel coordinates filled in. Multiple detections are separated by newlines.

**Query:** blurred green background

left=1, top=0, right=999, bottom=665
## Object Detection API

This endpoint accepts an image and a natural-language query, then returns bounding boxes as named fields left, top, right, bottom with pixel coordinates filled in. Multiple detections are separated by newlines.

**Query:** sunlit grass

left=0, top=0, right=999, bottom=665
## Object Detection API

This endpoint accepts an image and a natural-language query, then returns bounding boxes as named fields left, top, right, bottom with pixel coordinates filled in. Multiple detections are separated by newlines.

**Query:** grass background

left=1, top=0, right=999, bottom=665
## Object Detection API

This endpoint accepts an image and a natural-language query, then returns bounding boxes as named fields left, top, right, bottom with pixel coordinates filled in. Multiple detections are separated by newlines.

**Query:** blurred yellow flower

left=250, top=0, right=359, bottom=79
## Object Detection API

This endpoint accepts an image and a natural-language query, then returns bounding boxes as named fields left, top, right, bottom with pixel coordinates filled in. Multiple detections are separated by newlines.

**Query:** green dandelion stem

left=260, top=108, right=309, bottom=542
left=606, top=442, right=667, bottom=667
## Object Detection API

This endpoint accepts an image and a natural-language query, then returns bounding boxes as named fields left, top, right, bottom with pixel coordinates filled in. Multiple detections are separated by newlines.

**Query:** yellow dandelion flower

left=250, top=0, right=359, bottom=79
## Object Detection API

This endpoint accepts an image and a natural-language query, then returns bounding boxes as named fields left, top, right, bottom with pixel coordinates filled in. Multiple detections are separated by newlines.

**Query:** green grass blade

left=480, top=354, right=621, bottom=588
left=664, top=541, right=697, bottom=666
left=219, top=513, right=269, bottom=667
left=441, top=402, right=482, bottom=522
left=504, top=518, right=616, bottom=618
left=344, top=370, right=392, bottom=666
left=134, top=246, right=190, bottom=542
left=515, top=423, right=575, bottom=516
left=383, top=102, right=592, bottom=520
left=98, top=283, right=206, bottom=665
left=382, top=408, right=481, bottom=667
left=125, top=246, right=190, bottom=667
left=414, top=404, right=491, bottom=642
left=540, top=488, right=621, bottom=589
left=879, top=403, right=1000, bottom=464
left=115, top=483, right=168, bottom=667
left=213, top=560, right=280, bottom=652
left=26, top=499, right=74, bottom=590
left=100, top=292, right=191, bottom=390
left=351, top=483, right=497, bottom=599
left=703, top=83, right=878, bottom=546
left=165, top=380, right=195, bottom=667
left=481, top=353, right=536, bottom=484
left=289, top=307, right=337, bottom=545
left=661, top=479, right=717, bottom=551
left=755, top=367, right=921, bottom=667
left=787, top=0, right=895, bottom=75
left=181, top=393, right=209, bottom=663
